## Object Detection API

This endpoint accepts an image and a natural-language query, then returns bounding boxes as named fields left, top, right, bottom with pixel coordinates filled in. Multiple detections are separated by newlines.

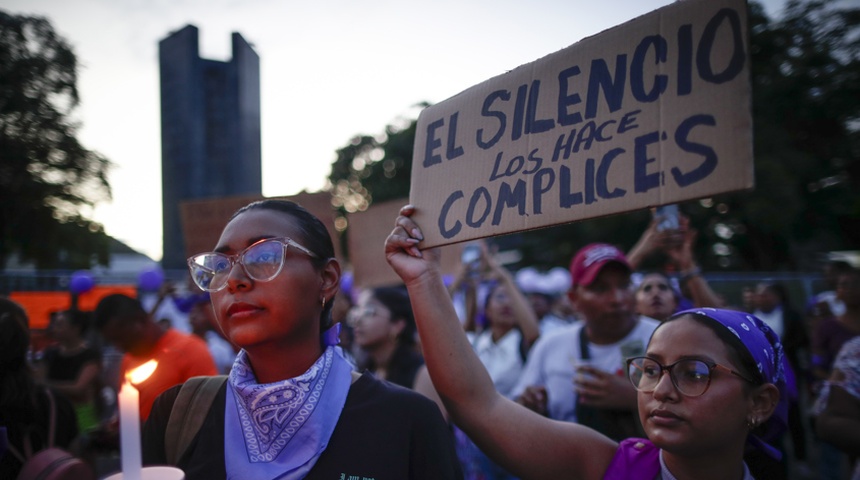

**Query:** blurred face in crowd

left=569, top=263, right=635, bottom=339
left=485, top=284, right=517, bottom=331
left=755, top=284, right=780, bottom=313
left=526, top=292, right=552, bottom=319
left=190, top=302, right=218, bottom=336
left=836, top=271, right=860, bottom=308
left=100, top=315, right=146, bottom=355
left=350, top=290, right=403, bottom=351
left=49, top=311, right=76, bottom=342
left=635, top=273, right=678, bottom=321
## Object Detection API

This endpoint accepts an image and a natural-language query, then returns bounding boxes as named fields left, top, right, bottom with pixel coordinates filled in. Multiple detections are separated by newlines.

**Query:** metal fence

left=0, top=270, right=190, bottom=296
left=1, top=269, right=828, bottom=312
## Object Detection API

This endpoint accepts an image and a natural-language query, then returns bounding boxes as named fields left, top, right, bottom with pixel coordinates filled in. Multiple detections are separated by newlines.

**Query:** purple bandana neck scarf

left=224, top=325, right=352, bottom=480
left=671, top=308, right=788, bottom=460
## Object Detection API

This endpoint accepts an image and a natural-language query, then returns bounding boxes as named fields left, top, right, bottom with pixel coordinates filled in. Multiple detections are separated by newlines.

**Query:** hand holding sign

left=384, top=204, right=439, bottom=287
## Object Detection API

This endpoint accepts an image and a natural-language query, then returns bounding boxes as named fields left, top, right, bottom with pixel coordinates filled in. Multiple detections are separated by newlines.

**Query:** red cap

left=569, top=243, right=631, bottom=287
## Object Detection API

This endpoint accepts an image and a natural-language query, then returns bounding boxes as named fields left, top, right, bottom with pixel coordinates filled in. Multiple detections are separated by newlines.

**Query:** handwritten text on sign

left=410, top=0, right=753, bottom=248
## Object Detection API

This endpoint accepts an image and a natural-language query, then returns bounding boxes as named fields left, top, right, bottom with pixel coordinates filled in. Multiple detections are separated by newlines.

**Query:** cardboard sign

left=179, top=191, right=342, bottom=261
left=411, top=0, right=753, bottom=248
left=347, top=198, right=469, bottom=288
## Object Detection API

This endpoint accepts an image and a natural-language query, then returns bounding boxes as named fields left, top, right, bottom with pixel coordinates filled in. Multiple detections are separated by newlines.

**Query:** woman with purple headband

left=386, top=205, right=787, bottom=480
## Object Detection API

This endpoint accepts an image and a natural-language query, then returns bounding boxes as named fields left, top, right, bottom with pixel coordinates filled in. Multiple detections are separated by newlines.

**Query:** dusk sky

left=5, top=0, right=787, bottom=261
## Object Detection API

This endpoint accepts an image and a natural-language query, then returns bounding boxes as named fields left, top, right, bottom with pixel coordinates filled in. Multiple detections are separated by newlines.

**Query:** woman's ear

left=320, top=258, right=342, bottom=303
left=749, top=383, right=780, bottom=424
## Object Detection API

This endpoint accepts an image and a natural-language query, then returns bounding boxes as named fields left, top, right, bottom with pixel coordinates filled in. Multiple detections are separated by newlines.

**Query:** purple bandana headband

left=670, top=308, right=788, bottom=459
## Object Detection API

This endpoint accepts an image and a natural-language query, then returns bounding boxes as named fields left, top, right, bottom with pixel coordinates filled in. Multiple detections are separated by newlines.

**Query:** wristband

left=679, top=266, right=702, bottom=282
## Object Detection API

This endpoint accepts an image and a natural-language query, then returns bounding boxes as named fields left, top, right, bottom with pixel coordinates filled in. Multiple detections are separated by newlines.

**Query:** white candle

left=119, top=380, right=142, bottom=480
left=118, top=360, right=156, bottom=480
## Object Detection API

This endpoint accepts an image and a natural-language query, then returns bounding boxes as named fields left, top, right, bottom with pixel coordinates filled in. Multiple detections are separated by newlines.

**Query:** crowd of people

left=1, top=199, right=859, bottom=480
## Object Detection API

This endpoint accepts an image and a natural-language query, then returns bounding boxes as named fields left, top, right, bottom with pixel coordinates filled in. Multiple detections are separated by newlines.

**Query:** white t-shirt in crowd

left=467, top=329, right=526, bottom=397
left=511, top=316, right=660, bottom=423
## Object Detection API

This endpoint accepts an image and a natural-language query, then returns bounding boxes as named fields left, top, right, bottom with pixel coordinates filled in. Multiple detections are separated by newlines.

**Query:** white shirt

left=467, top=329, right=525, bottom=397
left=815, top=290, right=846, bottom=317
left=539, top=313, right=574, bottom=336
left=511, top=316, right=660, bottom=422
left=753, top=307, right=785, bottom=339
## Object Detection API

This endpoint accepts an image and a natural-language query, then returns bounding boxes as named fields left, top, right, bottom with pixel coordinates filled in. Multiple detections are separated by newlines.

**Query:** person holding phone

left=509, top=242, right=658, bottom=441
left=628, top=207, right=725, bottom=312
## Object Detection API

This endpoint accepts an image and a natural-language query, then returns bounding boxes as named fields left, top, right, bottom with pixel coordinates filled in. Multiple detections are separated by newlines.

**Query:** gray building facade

left=159, top=25, right=261, bottom=269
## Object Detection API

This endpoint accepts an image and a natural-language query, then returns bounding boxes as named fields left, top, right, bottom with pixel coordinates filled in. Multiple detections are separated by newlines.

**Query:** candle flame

left=126, top=360, right=157, bottom=385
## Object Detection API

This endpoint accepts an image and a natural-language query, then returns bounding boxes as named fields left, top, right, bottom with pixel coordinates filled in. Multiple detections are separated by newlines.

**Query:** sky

left=5, top=0, right=787, bottom=261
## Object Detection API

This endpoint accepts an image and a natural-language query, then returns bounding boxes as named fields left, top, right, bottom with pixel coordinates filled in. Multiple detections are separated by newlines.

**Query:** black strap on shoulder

left=579, top=326, right=591, bottom=360
left=165, top=375, right=228, bottom=465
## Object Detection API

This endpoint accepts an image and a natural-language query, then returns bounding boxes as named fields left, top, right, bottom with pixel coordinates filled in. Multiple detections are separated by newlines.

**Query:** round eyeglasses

left=187, top=237, right=317, bottom=292
left=626, top=356, right=756, bottom=397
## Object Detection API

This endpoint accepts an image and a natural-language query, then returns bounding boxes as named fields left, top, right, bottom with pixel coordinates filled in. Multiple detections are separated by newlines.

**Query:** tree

left=328, top=105, right=424, bottom=214
left=697, top=0, right=860, bottom=271
left=328, top=1, right=860, bottom=272
left=0, top=12, right=112, bottom=269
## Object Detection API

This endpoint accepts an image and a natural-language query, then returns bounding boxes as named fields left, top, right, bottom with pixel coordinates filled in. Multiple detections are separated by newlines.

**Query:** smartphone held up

left=654, top=204, right=680, bottom=232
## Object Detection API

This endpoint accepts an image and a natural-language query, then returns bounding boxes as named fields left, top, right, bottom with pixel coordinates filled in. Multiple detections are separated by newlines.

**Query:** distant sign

left=179, top=192, right=342, bottom=260
left=411, top=0, right=753, bottom=248
left=347, top=199, right=471, bottom=288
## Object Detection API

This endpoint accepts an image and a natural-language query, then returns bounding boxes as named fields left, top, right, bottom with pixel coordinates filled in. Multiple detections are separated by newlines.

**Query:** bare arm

left=385, top=205, right=617, bottom=480
left=449, top=263, right=480, bottom=333
left=627, top=217, right=680, bottom=270
left=666, top=217, right=724, bottom=308
left=816, top=374, right=860, bottom=456
left=43, top=361, right=100, bottom=402
left=484, top=251, right=541, bottom=349
left=146, top=282, right=176, bottom=317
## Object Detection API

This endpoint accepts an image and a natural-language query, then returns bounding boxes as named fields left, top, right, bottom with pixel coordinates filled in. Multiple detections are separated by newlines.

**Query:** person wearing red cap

left=510, top=243, right=660, bottom=440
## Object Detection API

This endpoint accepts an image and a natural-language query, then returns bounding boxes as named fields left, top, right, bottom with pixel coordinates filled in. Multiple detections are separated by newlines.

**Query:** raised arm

left=482, top=249, right=541, bottom=349
left=43, top=361, right=100, bottom=402
left=448, top=261, right=480, bottom=333
left=627, top=217, right=676, bottom=270
left=666, top=217, right=725, bottom=308
left=816, top=383, right=860, bottom=456
left=385, top=205, right=617, bottom=480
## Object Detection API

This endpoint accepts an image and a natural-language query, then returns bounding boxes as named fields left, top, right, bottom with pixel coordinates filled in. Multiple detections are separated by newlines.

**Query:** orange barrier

left=9, top=286, right=138, bottom=330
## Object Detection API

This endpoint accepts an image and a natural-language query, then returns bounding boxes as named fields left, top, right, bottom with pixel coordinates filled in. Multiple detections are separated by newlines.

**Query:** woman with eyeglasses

left=349, top=286, right=424, bottom=389
left=385, top=205, right=787, bottom=480
left=142, top=199, right=462, bottom=480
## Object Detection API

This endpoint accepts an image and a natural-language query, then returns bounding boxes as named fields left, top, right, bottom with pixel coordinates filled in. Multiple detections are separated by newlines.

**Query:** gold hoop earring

left=747, top=417, right=758, bottom=429
left=321, top=296, right=326, bottom=309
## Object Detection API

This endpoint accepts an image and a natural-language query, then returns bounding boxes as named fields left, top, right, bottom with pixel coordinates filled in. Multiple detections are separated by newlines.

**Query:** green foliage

left=703, top=0, right=860, bottom=270
left=0, top=11, right=112, bottom=269
left=328, top=106, right=424, bottom=214
left=329, top=1, right=859, bottom=271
